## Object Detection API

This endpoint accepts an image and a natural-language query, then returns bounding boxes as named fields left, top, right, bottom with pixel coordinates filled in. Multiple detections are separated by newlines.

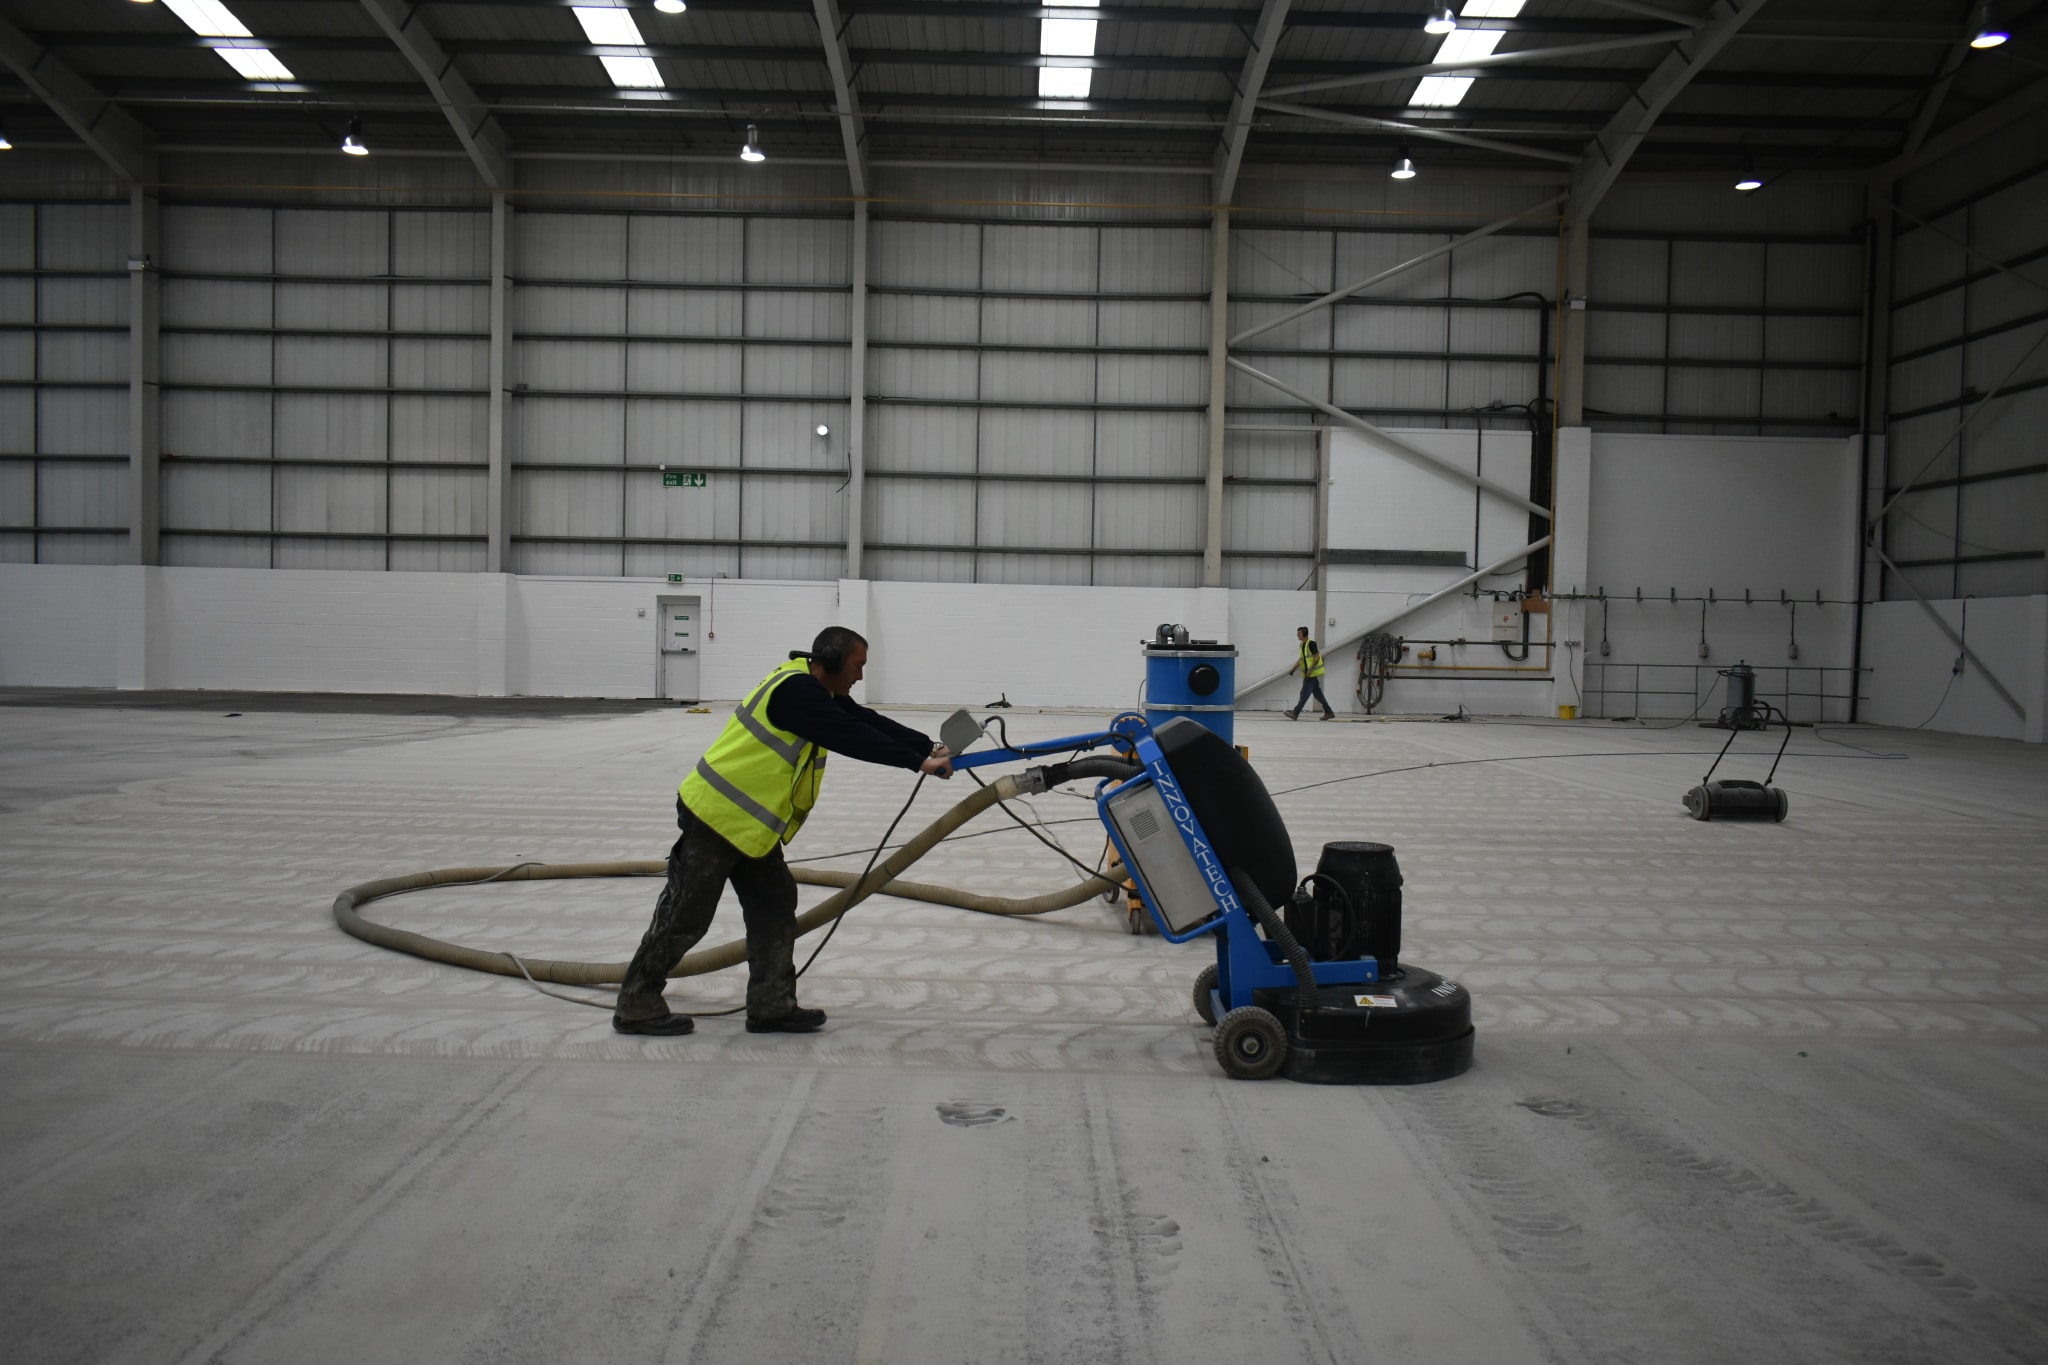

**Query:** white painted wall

left=1572, top=433, right=1862, bottom=721
left=1305, top=427, right=1551, bottom=717
left=0, top=424, right=1882, bottom=723
left=1860, top=596, right=2045, bottom=742
left=0, top=563, right=124, bottom=687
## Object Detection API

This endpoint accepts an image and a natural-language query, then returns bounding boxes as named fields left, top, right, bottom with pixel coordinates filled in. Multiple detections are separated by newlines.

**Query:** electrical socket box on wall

left=1491, top=603, right=1522, bottom=641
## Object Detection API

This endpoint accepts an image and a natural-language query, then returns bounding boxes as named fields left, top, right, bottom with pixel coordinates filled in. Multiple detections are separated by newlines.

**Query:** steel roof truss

left=358, top=0, right=511, bottom=189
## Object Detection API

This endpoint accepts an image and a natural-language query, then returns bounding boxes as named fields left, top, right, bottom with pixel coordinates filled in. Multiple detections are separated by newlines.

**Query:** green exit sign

left=667, top=573, right=684, bottom=583
left=662, top=470, right=707, bottom=488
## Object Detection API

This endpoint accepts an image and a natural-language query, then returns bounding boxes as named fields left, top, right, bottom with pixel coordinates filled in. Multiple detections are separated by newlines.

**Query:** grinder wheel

left=1214, top=1006, right=1288, bottom=1080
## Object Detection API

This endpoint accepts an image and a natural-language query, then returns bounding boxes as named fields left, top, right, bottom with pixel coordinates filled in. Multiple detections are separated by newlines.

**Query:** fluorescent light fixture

left=342, top=117, right=369, bottom=156
left=1391, top=152, right=1418, bottom=180
left=1039, top=0, right=1098, bottom=99
left=573, top=6, right=665, bottom=87
left=1970, top=2, right=2009, bottom=47
left=162, top=0, right=296, bottom=80
left=1424, top=7, right=1457, bottom=35
left=1458, top=0, right=1527, bottom=15
left=740, top=124, right=765, bottom=162
left=653, top=0, right=687, bottom=11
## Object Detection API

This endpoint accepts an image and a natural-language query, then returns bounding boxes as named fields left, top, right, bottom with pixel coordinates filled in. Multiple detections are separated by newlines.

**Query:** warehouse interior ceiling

left=0, top=0, right=2041, bottom=181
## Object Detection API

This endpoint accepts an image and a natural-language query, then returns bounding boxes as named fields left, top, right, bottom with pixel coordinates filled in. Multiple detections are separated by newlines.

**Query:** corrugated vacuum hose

left=332, top=770, right=1125, bottom=993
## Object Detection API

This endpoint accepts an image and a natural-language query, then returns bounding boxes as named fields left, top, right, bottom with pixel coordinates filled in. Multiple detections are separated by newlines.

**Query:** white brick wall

left=0, top=563, right=123, bottom=687
left=156, top=567, right=482, bottom=694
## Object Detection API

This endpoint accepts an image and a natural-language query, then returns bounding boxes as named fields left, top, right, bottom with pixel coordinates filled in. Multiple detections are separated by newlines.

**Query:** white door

left=656, top=596, right=701, bottom=702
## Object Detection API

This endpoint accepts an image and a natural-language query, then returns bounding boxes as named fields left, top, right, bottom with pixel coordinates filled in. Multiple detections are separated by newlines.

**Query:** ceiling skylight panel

left=162, top=0, right=252, bottom=37
left=216, top=48, right=296, bottom=81
left=1039, top=0, right=1099, bottom=100
left=572, top=6, right=666, bottom=89
left=161, top=0, right=296, bottom=81
left=1410, top=76, right=1476, bottom=107
left=1434, top=29, right=1504, bottom=63
left=1408, top=0, right=1523, bottom=110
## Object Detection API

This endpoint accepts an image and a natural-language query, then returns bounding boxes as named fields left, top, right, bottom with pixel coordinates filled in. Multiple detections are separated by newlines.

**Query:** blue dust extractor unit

left=1142, top=623, right=1237, bottom=745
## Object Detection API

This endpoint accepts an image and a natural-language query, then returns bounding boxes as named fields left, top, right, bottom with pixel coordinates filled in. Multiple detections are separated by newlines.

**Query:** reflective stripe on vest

left=679, top=660, right=826, bottom=857
left=1300, top=639, right=1325, bottom=679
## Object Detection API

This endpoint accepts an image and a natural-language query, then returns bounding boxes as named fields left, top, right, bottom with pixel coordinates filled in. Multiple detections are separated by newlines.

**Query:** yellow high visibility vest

left=680, top=659, right=827, bottom=858
left=1300, top=639, right=1325, bottom=679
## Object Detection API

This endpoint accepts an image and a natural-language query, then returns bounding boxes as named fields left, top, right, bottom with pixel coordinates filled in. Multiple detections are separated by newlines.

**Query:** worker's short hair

left=811, top=625, right=868, bottom=674
left=1296, top=625, right=1310, bottom=634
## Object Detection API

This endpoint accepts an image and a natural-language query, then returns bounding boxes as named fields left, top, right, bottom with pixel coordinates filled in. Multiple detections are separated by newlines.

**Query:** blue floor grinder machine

left=947, top=711, right=1473, bottom=1084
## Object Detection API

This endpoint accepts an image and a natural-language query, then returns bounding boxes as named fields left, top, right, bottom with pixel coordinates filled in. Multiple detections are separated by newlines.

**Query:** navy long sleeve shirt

left=765, top=672, right=933, bottom=771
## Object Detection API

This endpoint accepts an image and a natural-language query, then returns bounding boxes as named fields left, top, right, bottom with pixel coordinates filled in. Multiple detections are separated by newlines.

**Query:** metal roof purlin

left=1257, top=100, right=1577, bottom=166
left=1581, top=0, right=1702, bottom=25
left=812, top=0, right=869, bottom=197
left=1565, top=0, right=1771, bottom=222
left=1212, top=0, right=1289, bottom=205
left=1260, top=30, right=1693, bottom=101
left=0, top=14, right=154, bottom=184
left=358, top=0, right=511, bottom=190
left=1876, top=75, right=2048, bottom=185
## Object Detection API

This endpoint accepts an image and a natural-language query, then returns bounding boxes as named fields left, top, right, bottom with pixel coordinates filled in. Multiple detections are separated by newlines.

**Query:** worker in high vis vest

left=613, top=625, right=955, bottom=1037
left=1285, top=624, right=1337, bottom=720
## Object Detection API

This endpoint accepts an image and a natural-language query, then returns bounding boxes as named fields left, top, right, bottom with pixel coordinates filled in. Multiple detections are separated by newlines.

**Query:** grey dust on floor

left=1, top=698, right=2044, bottom=1364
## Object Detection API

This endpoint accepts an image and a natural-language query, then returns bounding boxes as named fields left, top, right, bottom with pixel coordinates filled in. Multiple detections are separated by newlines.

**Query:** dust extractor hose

left=333, top=769, right=1129, bottom=988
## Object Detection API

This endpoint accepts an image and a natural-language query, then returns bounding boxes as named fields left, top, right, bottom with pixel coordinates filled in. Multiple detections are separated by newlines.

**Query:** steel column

left=1204, top=207, right=1229, bottom=588
left=127, top=187, right=161, bottom=566
left=487, top=192, right=511, bottom=574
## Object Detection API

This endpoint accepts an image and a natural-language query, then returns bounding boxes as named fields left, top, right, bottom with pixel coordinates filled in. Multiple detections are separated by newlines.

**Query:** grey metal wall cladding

left=978, top=409, right=1093, bottom=476
left=1095, top=484, right=1202, bottom=553
left=870, top=407, right=976, bottom=473
left=39, top=390, right=125, bottom=457
left=514, top=398, right=625, bottom=464
left=1886, top=107, right=2048, bottom=596
left=7, top=167, right=1881, bottom=582
left=1097, top=412, right=1203, bottom=476
left=36, top=462, right=124, bottom=528
left=869, top=478, right=974, bottom=547
left=277, top=394, right=386, bottom=461
left=1225, top=484, right=1309, bottom=556
left=38, top=205, right=127, bottom=271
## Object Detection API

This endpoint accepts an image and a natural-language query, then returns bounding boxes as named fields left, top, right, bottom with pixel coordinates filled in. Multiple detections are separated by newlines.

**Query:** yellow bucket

left=1557, top=705, right=1579, bottom=720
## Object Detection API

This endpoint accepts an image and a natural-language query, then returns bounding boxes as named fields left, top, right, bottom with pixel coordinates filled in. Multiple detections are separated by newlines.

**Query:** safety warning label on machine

left=1353, top=995, right=1397, bottom=1008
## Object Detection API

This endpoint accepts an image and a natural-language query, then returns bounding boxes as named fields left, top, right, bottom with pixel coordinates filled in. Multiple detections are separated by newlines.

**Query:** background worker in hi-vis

left=612, top=625, right=954, bottom=1037
left=1286, top=624, right=1337, bottom=721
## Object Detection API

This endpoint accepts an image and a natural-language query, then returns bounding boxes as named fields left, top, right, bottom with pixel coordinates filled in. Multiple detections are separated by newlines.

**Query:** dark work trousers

left=1294, top=675, right=1333, bottom=715
left=614, top=797, right=801, bottom=1024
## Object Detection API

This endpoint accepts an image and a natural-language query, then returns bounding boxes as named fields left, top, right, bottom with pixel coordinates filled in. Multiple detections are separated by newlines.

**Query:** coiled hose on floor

left=334, top=764, right=1136, bottom=989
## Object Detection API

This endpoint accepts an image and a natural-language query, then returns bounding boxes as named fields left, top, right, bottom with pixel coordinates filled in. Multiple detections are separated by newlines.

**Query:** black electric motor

left=1288, top=841, right=1404, bottom=970
left=1262, top=842, right=1473, bottom=1085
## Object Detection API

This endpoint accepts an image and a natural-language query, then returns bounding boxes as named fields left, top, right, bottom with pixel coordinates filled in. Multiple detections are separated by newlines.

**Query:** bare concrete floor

left=2, top=695, right=2045, bottom=1364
